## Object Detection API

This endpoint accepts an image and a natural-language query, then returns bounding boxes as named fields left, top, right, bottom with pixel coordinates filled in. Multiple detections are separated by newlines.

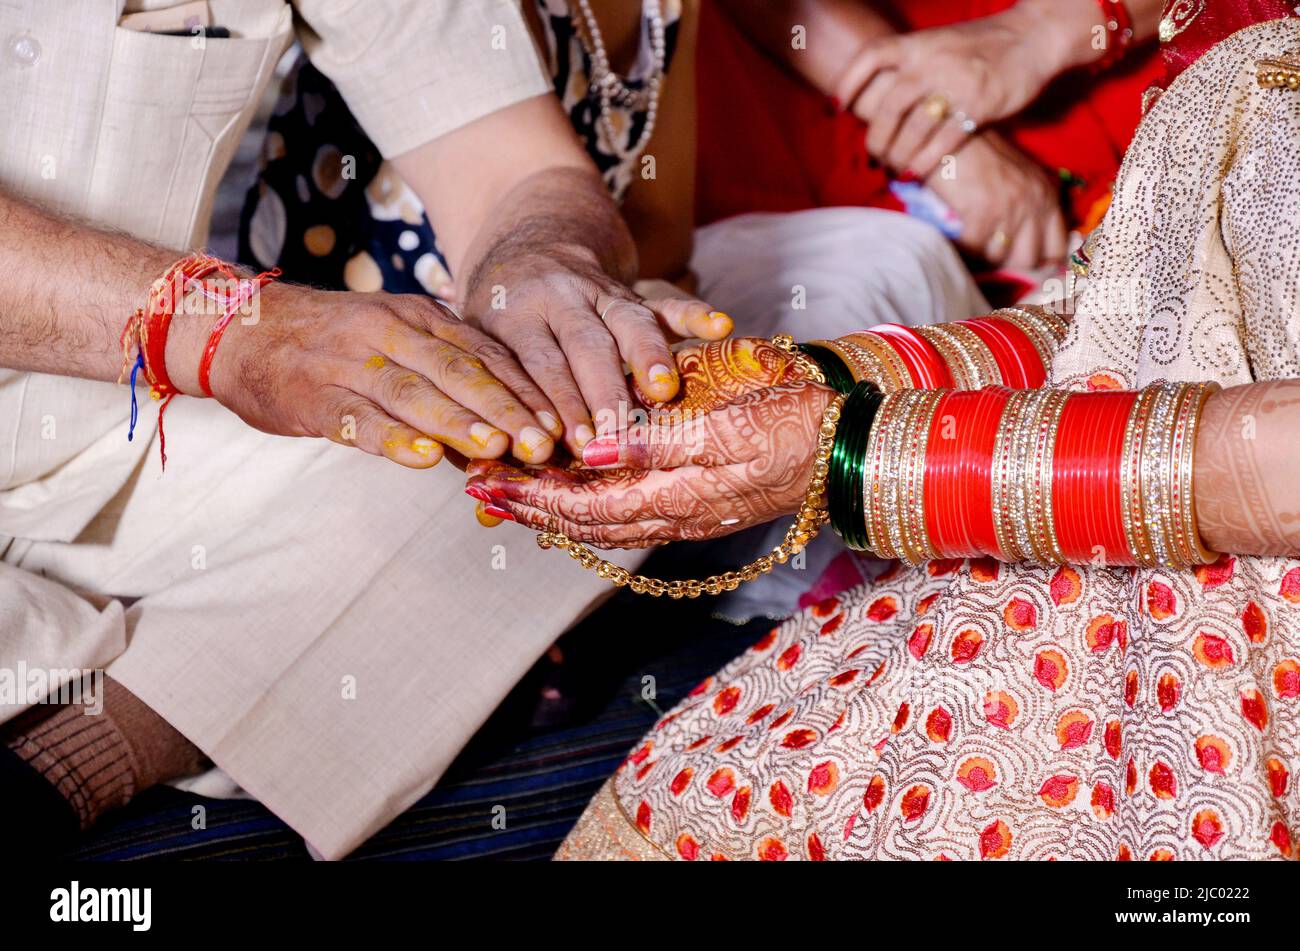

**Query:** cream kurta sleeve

left=292, top=0, right=552, bottom=158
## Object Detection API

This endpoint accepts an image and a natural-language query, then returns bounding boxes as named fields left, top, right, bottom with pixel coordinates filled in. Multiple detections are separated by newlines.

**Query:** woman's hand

left=465, top=380, right=837, bottom=548
left=926, top=132, right=1068, bottom=269
left=627, top=335, right=817, bottom=417
left=191, top=282, right=561, bottom=470
left=839, top=0, right=1101, bottom=179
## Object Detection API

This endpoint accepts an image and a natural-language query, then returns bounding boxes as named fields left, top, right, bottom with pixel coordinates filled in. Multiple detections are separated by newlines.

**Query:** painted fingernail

left=483, top=503, right=514, bottom=522
left=537, top=411, right=562, bottom=437
left=470, top=423, right=504, bottom=449
left=465, top=485, right=492, bottom=503
left=517, top=426, right=553, bottom=462
left=475, top=502, right=504, bottom=527
left=411, top=437, right=441, bottom=458
left=574, top=423, right=596, bottom=447
left=582, top=437, right=621, bottom=468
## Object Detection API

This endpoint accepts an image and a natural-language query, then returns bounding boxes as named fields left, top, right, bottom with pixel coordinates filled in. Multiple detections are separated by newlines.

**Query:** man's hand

left=171, top=282, right=559, bottom=469
left=465, top=380, right=836, bottom=548
left=396, top=91, right=731, bottom=458
left=461, top=243, right=731, bottom=454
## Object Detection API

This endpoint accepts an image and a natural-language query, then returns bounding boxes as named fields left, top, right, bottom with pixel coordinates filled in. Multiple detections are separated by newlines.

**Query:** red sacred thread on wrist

left=197, top=266, right=280, bottom=398
left=118, top=253, right=258, bottom=470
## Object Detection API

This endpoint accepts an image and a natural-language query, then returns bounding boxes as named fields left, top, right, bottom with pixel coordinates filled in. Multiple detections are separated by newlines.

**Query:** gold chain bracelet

left=536, top=392, right=847, bottom=598
left=771, top=333, right=828, bottom=385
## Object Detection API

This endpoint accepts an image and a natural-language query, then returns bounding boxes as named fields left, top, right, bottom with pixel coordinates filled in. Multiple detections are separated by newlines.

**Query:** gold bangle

left=816, top=338, right=890, bottom=391
left=899, top=390, right=945, bottom=565
left=1180, top=382, right=1220, bottom=565
left=1120, top=386, right=1160, bottom=567
left=946, top=322, right=1002, bottom=387
left=1141, top=382, right=1182, bottom=567
left=915, top=325, right=979, bottom=389
left=864, top=391, right=906, bottom=556
left=990, top=389, right=1033, bottom=563
left=1001, top=303, right=1070, bottom=344
left=877, top=392, right=918, bottom=561
left=869, top=390, right=927, bottom=560
left=843, top=331, right=913, bottom=393
left=1031, top=390, right=1070, bottom=565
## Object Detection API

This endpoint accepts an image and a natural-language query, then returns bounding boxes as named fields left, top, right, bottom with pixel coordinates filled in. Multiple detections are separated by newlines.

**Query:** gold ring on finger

left=922, top=91, right=951, bottom=121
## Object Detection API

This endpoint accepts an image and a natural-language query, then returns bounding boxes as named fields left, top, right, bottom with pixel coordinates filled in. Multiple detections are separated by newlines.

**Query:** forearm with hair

left=0, top=186, right=186, bottom=385
left=462, top=166, right=639, bottom=299
left=1194, top=381, right=1300, bottom=557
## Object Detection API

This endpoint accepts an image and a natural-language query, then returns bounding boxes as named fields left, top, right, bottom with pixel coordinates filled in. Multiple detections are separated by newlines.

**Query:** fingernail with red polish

left=465, top=485, right=492, bottom=503
left=582, top=437, right=621, bottom=468
left=483, top=504, right=514, bottom=521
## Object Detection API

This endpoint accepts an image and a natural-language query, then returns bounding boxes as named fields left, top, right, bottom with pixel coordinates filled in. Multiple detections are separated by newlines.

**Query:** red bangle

left=982, top=316, right=1049, bottom=388
left=955, top=318, right=1027, bottom=388
left=1052, top=391, right=1136, bottom=563
left=867, top=324, right=953, bottom=389
left=964, top=386, right=1011, bottom=560
left=922, top=387, right=1010, bottom=559
left=923, top=391, right=961, bottom=557
left=1093, top=0, right=1134, bottom=72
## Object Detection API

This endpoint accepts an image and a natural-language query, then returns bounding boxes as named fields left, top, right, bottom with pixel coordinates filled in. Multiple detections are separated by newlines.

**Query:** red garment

left=1158, top=0, right=1294, bottom=85
left=695, top=0, right=1165, bottom=229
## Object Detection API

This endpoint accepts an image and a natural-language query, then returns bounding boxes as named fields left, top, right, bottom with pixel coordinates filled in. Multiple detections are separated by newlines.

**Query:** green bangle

left=799, top=343, right=856, bottom=395
left=828, top=382, right=881, bottom=550
left=828, top=408, right=855, bottom=545
left=844, top=385, right=881, bottom=551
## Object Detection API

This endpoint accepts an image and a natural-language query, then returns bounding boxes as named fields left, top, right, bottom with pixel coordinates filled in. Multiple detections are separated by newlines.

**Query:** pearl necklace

left=572, top=0, right=665, bottom=164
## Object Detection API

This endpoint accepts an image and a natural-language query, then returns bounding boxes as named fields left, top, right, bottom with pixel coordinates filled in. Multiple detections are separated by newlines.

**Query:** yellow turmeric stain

left=737, top=352, right=765, bottom=376
left=365, top=355, right=386, bottom=370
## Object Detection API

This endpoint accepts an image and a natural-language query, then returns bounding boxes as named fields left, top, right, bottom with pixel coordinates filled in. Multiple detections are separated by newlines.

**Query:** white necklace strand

left=573, top=0, right=665, bottom=164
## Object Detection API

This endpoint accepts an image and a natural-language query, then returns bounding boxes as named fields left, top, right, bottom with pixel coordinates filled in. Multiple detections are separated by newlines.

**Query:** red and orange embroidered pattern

left=615, top=557, right=1298, bottom=860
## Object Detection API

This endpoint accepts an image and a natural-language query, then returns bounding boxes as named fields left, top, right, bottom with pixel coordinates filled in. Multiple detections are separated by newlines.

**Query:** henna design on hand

left=466, top=380, right=836, bottom=548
